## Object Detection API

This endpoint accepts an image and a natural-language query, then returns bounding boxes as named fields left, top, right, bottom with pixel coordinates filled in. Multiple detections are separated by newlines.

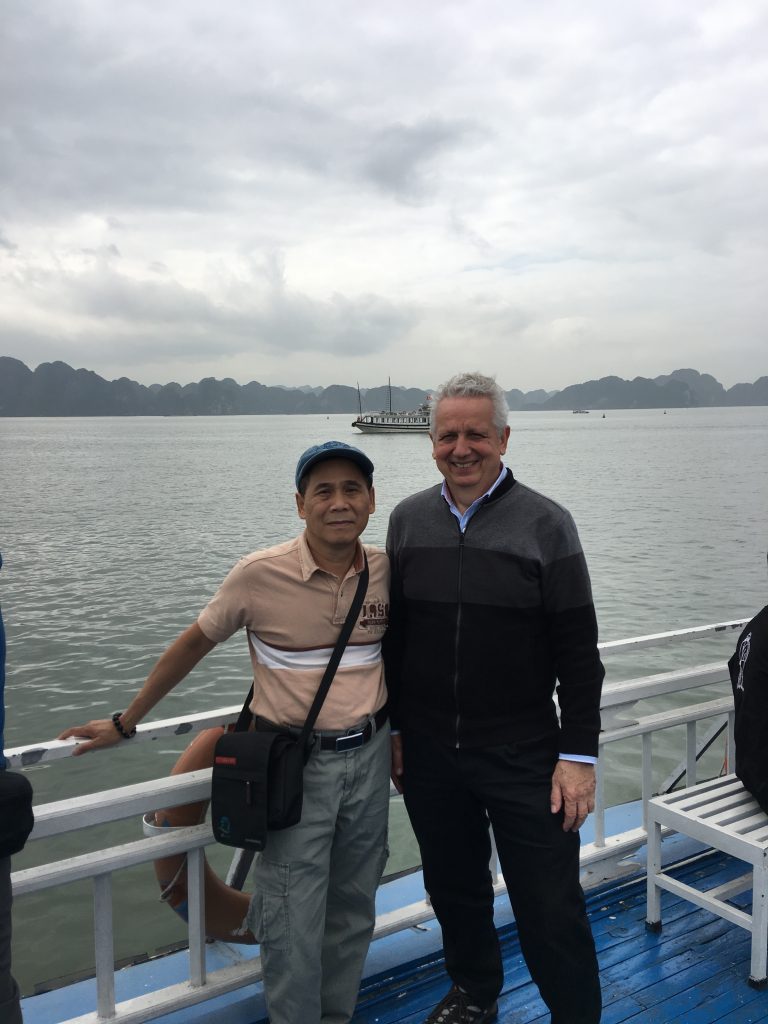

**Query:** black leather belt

left=315, top=705, right=389, bottom=753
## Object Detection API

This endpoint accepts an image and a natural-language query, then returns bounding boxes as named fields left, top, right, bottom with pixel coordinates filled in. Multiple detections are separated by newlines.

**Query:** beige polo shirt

left=197, top=532, right=389, bottom=731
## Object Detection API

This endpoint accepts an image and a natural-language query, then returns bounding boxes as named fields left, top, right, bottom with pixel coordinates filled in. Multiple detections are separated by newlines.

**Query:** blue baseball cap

left=295, top=441, right=374, bottom=490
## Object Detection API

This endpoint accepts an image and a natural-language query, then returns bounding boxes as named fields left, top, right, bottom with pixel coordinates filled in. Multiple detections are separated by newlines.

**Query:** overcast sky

left=1, top=0, right=766, bottom=391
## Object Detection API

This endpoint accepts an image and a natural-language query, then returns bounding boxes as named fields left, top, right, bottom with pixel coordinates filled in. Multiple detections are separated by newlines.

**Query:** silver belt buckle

left=334, top=729, right=364, bottom=752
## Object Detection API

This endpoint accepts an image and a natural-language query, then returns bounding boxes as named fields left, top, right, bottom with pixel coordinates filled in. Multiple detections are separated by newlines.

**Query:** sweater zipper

left=453, top=529, right=465, bottom=748
left=451, top=492, right=494, bottom=748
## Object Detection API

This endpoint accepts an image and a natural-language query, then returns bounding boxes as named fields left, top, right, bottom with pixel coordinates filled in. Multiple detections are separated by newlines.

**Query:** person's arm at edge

left=58, top=622, right=217, bottom=755
left=383, top=514, right=405, bottom=793
left=544, top=514, right=604, bottom=831
left=549, top=593, right=602, bottom=831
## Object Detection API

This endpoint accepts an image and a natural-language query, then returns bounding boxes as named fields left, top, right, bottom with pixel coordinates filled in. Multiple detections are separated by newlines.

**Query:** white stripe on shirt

left=249, top=632, right=382, bottom=671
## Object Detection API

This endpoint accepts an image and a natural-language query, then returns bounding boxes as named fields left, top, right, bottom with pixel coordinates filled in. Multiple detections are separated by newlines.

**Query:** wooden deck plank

left=615, top=934, right=753, bottom=1017
left=682, top=987, right=768, bottom=1023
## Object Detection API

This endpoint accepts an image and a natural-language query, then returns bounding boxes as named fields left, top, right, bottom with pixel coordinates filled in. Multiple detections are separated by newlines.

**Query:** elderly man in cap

left=60, top=441, right=391, bottom=1024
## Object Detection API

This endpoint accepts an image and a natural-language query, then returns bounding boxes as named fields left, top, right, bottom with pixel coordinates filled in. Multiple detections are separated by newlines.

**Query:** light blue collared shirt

left=440, top=468, right=596, bottom=767
left=440, top=464, right=509, bottom=533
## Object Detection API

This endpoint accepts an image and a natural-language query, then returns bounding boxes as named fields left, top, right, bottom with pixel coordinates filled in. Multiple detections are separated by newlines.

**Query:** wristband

left=112, top=712, right=137, bottom=739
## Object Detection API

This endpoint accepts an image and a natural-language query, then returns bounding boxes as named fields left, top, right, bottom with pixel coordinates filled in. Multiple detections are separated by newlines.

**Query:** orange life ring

left=145, top=727, right=257, bottom=944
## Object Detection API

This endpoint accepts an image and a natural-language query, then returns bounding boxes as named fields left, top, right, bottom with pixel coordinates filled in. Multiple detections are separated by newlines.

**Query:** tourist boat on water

left=11, top=618, right=765, bottom=1024
left=351, top=406, right=431, bottom=433
left=351, top=379, right=431, bottom=434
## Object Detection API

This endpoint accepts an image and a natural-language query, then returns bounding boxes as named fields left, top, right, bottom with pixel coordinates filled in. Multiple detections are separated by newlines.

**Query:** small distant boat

left=572, top=409, right=590, bottom=414
left=352, top=379, right=431, bottom=434
left=352, top=407, right=431, bottom=433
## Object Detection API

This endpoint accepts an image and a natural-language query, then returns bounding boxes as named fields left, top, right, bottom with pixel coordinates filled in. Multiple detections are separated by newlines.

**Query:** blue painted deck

left=348, top=852, right=768, bottom=1024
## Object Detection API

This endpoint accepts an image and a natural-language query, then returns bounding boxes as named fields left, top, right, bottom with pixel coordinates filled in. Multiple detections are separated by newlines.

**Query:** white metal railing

left=6, top=707, right=242, bottom=769
left=11, top=620, right=745, bottom=1023
left=597, top=619, right=746, bottom=657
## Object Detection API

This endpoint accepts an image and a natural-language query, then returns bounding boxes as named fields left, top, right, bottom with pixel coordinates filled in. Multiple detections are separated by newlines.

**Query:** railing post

left=187, top=847, right=207, bottom=987
left=686, top=722, right=697, bottom=786
left=642, top=733, right=653, bottom=831
left=93, top=873, right=116, bottom=1019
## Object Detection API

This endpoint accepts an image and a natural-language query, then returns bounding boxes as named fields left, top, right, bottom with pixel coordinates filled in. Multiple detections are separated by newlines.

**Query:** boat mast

left=388, top=376, right=392, bottom=414
left=356, top=381, right=362, bottom=418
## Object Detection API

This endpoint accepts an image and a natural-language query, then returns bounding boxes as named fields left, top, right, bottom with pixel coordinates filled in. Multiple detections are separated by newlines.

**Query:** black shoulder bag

left=211, top=554, right=369, bottom=852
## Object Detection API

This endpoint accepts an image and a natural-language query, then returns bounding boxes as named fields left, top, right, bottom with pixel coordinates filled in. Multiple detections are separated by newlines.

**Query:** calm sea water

left=2, top=408, right=767, bottom=992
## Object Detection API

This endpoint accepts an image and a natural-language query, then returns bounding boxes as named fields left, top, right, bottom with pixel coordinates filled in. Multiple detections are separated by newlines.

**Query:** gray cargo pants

left=247, top=719, right=390, bottom=1024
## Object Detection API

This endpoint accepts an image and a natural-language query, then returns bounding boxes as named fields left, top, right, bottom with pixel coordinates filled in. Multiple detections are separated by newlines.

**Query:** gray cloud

left=0, top=0, right=766, bottom=389
left=362, top=118, right=476, bottom=200
left=0, top=257, right=416, bottom=365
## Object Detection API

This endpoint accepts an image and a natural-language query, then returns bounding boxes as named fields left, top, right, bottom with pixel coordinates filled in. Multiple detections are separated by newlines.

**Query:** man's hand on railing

left=58, top=719, right=124, bottom=755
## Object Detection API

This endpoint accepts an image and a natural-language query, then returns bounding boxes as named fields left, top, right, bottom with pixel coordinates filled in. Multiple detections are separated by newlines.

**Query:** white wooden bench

left=646, top=774, right=768, bottom=987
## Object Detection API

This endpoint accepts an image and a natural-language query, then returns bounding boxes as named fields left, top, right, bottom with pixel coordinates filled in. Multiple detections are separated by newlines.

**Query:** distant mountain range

left=0, top=357, right=766, bottom=416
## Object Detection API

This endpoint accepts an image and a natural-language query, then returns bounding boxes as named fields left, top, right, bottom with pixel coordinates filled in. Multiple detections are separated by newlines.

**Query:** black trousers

left=402, top=730, right=601, bottom=1024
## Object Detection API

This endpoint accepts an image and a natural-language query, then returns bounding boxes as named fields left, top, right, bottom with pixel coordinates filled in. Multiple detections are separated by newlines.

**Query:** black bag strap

left=296, top=552, right=369, bottom=746
left=233, top=552, right=370, bottom=739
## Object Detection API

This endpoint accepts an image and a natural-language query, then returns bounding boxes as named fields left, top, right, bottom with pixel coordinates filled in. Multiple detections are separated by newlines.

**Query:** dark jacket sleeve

left=542, top=513, right=604, bottom=757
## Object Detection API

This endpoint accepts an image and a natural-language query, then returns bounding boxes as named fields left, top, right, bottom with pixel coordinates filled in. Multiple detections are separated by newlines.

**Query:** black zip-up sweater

left=384, top=471, right=604, bottom=756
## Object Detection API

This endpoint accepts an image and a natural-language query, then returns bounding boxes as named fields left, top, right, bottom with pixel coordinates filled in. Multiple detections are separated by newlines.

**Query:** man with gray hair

left=386, top=372, right=603, bottom=1023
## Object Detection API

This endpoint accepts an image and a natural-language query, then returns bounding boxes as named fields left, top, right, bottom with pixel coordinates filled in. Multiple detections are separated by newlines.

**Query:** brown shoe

left=424, top=984, right=499, bottom=1023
